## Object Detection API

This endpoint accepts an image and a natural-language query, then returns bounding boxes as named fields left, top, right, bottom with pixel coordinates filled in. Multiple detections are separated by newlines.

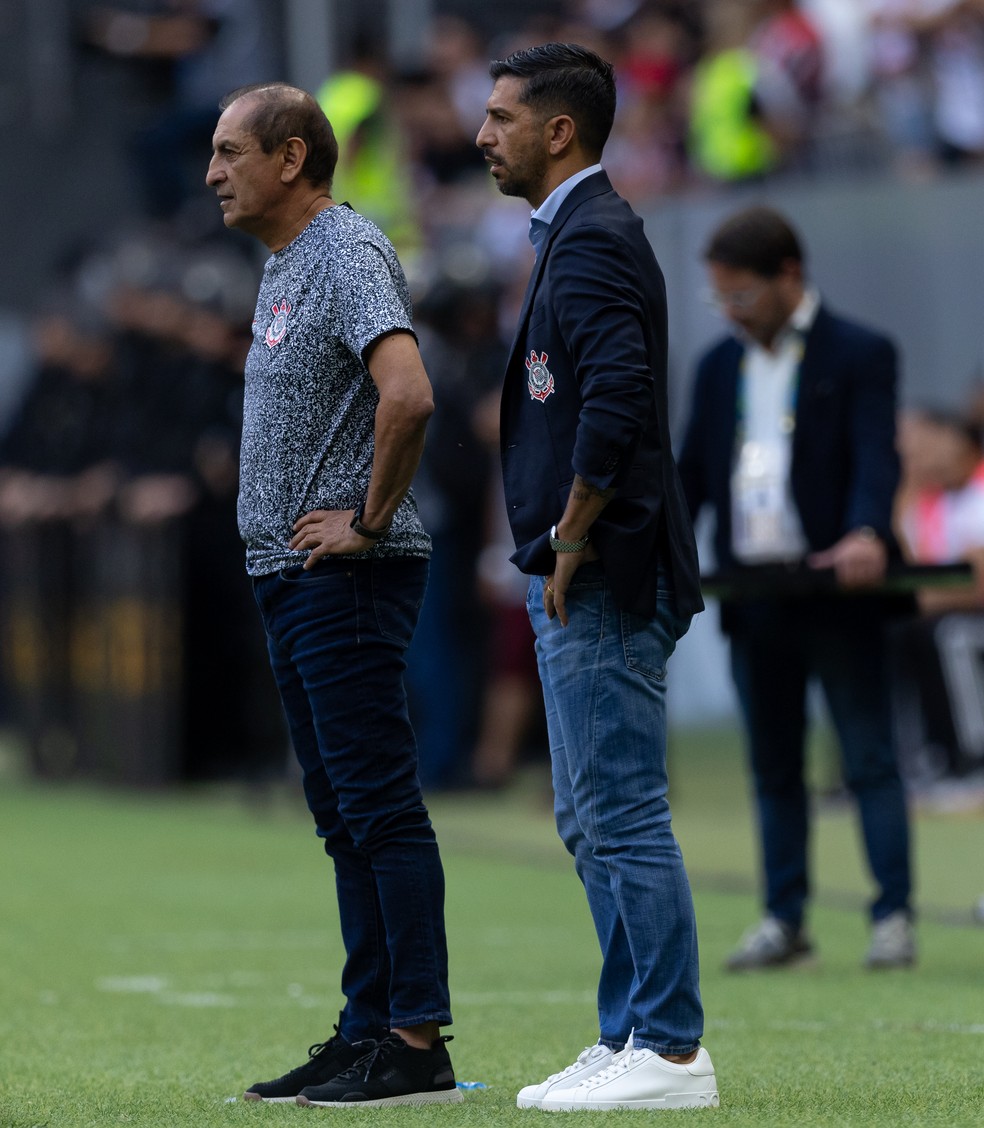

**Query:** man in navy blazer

left=678, top=205, right=915, bottom=972
left=477, top=42, right=717, bottom=1112
left=498, top=161, right=703, bottom=625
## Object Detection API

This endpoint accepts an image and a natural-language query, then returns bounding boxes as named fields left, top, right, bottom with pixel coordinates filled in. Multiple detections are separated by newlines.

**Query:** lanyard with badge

left=730, top=335, right=805, bottom=562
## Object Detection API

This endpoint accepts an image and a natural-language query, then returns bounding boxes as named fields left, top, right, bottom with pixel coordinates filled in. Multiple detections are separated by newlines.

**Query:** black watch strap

left=350, top=502, right=391, bottom=541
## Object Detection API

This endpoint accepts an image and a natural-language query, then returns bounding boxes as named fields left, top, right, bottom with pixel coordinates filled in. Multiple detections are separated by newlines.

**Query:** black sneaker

left=296, top=1032, right=464, bottom=1107
left=244, top=1023, right=376, bottom=1102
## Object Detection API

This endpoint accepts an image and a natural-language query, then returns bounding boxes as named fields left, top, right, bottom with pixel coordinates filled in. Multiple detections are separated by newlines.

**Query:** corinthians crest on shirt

left=525, top=350, right=555, bottom=402
left=265, top=299, right=292, bottom=347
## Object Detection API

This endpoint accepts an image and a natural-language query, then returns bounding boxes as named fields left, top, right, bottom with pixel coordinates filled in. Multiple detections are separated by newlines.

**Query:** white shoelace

left=545, top=1044, right=607, bottom=1083
left=580, top=1046, right=648, bottom=1089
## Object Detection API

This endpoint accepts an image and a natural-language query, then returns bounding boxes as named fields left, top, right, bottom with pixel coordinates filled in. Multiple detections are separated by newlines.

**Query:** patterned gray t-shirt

left=238, top=204, right=431, bottom=575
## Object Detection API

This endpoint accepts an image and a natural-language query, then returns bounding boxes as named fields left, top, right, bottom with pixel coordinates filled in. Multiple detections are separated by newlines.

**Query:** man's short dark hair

left=489, top=42, right=616, bottom=159
left=703, top=206, right=805, bottom=278
left=219, top=82, right=339, bottom=190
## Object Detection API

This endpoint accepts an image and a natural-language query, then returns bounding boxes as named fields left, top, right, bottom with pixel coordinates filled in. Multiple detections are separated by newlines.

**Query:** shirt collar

left=789, top=287, right=820, bottom=336
left=743, top=287, right=820, bottom=354
left=531, top=164, right=604, bottom=227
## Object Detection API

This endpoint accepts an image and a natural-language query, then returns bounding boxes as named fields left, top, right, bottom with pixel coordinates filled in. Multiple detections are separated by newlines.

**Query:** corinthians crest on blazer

left=500, top=169, right=703, bottom=621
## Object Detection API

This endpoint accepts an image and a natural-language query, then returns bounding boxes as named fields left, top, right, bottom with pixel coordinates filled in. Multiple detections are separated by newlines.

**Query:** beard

left=484, top=146, right=548, bottom=202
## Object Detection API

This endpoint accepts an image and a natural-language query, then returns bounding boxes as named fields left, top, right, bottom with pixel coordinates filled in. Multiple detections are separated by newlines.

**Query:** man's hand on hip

left=290, top=509, right=373, bottom=567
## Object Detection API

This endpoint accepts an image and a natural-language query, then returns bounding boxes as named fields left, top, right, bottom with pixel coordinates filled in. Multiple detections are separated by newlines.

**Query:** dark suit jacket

left=677, top=303, right=904, bottom=626
left=500, top=170, right=702, bottom=621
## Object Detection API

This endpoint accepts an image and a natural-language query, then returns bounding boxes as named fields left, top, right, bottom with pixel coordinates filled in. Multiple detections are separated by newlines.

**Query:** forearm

left=555, top=475, right=615, bottom=542
left=360, top=330, right=434, bottom=530
left=361, top=397, right=431, bottom=530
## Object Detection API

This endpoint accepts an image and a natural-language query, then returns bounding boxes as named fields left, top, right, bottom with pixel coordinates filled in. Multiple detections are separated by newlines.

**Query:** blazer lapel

left=790, top=306, right=830, bottom=468
left=504, top=170, right=614, bottom=376
left=508, top=244, right=549, bottom=359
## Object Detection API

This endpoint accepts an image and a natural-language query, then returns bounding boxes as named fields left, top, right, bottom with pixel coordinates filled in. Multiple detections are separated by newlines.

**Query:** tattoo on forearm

left=571, top=476, right=615, bottom=503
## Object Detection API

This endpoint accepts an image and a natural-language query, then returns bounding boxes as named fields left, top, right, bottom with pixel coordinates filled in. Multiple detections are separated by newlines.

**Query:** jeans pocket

left=372, top=560, right=427, bottom=647
left=620, top=609, right=672, bottom=682
left=278, top=563, right=351, bottom=585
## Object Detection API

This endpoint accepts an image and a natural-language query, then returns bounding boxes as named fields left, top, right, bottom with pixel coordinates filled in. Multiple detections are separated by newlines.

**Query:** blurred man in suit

left=678, top=204, right=915, bottom=972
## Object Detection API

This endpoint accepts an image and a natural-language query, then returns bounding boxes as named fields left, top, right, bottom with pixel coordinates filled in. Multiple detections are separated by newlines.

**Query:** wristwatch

left=549, top=524, right=589, bottom=553
left=350, top=502, right=391, bottom=541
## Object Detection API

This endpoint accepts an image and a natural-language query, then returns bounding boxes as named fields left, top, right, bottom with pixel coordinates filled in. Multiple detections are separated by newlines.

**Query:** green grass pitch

left=1, top=725, right=982, bottom=1126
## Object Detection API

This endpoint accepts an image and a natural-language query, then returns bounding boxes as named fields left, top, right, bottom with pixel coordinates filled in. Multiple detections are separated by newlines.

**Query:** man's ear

left=779, top=257, right=804, bottom=284
left=280, top=136, right=308, bottom=183
left=545, top=114, right=577, bottom=158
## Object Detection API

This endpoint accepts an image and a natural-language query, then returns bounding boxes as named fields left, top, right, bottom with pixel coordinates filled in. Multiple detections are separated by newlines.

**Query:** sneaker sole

left=517, top=1095, right=545, bottom=1109
left=725, top=951, right=817, bottom=972
left=518, top=1089, right=598, bottom=1109
left=297, top=1088, right=465, bottom=1108
left=543, top=1090, right=720, bottom=1111
left=243, top=1093, right=298, bottom=1102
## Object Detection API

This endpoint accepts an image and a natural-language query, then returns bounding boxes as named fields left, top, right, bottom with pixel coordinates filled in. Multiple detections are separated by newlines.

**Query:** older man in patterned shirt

left=206, top=82, right=461, bottom=1109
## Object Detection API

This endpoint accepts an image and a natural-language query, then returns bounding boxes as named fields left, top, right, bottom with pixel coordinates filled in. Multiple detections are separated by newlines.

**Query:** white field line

left=90, top=979, right=984, bottom=1033
left=707, top=1016, right=984, bottom=1035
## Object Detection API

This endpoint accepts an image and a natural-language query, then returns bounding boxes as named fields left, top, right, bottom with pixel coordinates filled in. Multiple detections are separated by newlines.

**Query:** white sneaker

left=516, top=1043, right=615, bottom=1109
left=539, top=1046, right=719, bottom=1111
left=864, top=910, right=916, bottom=969
left=725, top=916, right=814, bottom=971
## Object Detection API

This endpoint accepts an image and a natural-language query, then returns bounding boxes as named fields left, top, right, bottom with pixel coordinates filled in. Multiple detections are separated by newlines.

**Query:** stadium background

left=2, top=0, right=984, bottom=781
left=3, top=1, right=983, bottom=407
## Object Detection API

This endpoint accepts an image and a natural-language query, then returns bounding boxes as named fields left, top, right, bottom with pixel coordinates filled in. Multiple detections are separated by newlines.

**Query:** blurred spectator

left=604, top=5, right=699, bottom=197
left=468, top=391, right=545, bottom=790
left=0, top=308, right=122, bottom=767
left=892, top=406, right=984, bottom=780
left=864, top=0, right=937, bottom=172
left=0, top=231, right=284, bottom=784
left=317, top=42, right=423, bottom=261
left=0, top=312, right=120, bottom=526
left=688, top=0, right=830, bottom=183
left=392, top=68, right=487, bottom=195
left=747, top=0, right=826, bottom=168
left=84, top=0, right=277, bottom=222
left=100, top=236, right=283, bottom=780
left=687, top=2, right=781, bottom=182
left=426, top=15, right=498, bottom=146
left=406, top=276, right=508, bottom=789
left=916, top=0, right=984, bottom=166
left=802, top=0, right=870, bottom=105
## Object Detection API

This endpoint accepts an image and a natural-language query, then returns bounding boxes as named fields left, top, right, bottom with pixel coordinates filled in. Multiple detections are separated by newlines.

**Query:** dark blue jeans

left=728, top=599, right=912, bottom=929
left=252, top=556, right=452, bottom=1038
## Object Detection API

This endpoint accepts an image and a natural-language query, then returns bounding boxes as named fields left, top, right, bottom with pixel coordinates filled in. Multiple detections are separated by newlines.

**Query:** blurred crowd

left=4, top=0, right=984, bottom=789
left=60, top=1, right=984, bottom=257
left=892, top=398, right=984, bottom=793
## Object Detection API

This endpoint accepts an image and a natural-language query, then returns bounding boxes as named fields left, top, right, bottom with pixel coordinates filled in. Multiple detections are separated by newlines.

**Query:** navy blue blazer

left=500, top=170, right=703, bottom=620
left=677, top=303, right=901, bottom=577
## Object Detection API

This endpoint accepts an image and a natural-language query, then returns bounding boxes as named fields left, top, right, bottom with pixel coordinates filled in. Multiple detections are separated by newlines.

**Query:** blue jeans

left=528, top=565, right=704, bottom=1055
left=252, top=556, right=452, bottom=1039
left=729, top=600, right=912, bottom=929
